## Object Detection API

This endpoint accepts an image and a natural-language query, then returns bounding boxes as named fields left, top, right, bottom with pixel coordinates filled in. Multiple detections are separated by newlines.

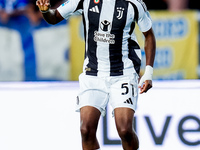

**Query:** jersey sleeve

left=135, top=0, right=152, bottom=32
left=57, top=0, right=83, bottom=20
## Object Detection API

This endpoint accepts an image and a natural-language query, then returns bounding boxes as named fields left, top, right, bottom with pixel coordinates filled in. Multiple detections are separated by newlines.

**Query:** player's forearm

left=36, top=0, right=63, bottom=25
left=41, top=9, right=60, bottom=25
left=143, top=28, right=156, bottom=67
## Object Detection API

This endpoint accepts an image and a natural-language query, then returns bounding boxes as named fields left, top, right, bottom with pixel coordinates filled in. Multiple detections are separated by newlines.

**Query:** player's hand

left=36, top=0, right=51, bottom=12
left=139, top=80, right=152, bottom=94
left=138, top=65, right=153, bottom=94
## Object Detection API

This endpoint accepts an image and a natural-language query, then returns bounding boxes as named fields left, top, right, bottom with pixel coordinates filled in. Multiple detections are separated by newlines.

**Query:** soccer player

left=36, top=0, right=156, bottom=149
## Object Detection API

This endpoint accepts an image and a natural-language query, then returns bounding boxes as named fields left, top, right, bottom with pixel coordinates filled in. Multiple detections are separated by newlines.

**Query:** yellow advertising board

left=69, top=16, right=85, bottom=80
left=136, top=10, right=199, bottom=79
left=70, top=11, right=199, bottom=80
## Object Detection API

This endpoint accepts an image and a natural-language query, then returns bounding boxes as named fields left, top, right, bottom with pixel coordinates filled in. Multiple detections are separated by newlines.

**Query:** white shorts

left=76, top=73, right=139, bottom=116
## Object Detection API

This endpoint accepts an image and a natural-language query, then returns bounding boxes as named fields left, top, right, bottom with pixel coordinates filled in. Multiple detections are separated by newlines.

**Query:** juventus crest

left=116, top=7, right=124, bottom=20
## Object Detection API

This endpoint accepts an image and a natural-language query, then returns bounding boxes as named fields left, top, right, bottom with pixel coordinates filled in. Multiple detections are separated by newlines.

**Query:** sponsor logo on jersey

left=100, top=20, right=111, bottom=32
left=94, top=0, right=100, bottom=4
left=89, top=5, right=99, bottom=13
left=93, top=30, right=115, bottom=44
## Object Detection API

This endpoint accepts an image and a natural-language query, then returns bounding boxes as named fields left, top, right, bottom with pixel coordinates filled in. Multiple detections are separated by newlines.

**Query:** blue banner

left=0, top=15, right=70, bottom=81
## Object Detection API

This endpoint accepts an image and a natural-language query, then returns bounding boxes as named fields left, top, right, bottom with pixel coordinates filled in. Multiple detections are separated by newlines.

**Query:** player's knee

left=80, top=125, right=90, bottom=138
left=80, top=124, right=96, bottom=140
left=118, top=127, right=133, bottom=141
left=118, top=127, right=139, bottom=150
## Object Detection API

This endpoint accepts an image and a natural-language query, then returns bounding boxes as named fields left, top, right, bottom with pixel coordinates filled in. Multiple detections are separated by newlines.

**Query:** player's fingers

left=144, top=80, right=152, bottom=91
left=36, top=0, right=44, bottom=10
left=139, top=80, right=152, bottom=94
left=36, top=0, right=50, bottom=11
left=36, top=0, right=40, bottom=6
left=139, top=83, right=146, bottom=94
left=42, top=0, right=50, bottom=8
left=38, top=0, right=49, bottom=7
left=146, top=83, right=152, bottom=92
left=41, top=0, right=46, bottom=4
left=44, top=0, right=50, bottom=9
left=45, top=0, right=50, bottom=6
left=37, top=0, right=49, bottom=6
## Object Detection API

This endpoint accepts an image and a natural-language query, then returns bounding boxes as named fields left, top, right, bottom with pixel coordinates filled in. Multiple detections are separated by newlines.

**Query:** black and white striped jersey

left=57, top=0, right=152, bottom=77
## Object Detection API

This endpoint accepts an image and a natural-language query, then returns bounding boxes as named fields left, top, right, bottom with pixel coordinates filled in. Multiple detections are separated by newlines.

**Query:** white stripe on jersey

left=96, top=0, right=115, bottom=77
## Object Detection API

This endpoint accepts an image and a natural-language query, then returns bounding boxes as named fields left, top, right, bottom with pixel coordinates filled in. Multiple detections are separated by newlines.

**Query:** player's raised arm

left=36, top=0, right=64, bottom=24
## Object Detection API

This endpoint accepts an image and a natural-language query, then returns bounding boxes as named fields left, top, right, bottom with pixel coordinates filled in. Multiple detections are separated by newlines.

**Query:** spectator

left=165, top=0, right=188, bottom=11
left=0, top=0, right=28, bottom=24
left=144, top=0, right=200, bottom=11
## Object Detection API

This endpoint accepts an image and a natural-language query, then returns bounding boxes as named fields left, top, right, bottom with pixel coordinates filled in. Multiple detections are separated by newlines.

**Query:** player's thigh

left=114, top=107, right=135, bottom=132
left=80, top=106, right=101, bottom=130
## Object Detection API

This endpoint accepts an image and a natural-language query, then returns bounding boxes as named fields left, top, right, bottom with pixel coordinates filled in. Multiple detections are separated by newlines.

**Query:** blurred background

left=0, top=0, right=200, bottom=81
left=0, top=0, right=199, bottom=150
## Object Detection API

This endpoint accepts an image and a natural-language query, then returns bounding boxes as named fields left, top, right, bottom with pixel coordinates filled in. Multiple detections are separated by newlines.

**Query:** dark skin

left=36, top=1, right=156, bottom=149
left=36, top=0, right=63, bottom=24
left=140, top=28, right=156, bottom=94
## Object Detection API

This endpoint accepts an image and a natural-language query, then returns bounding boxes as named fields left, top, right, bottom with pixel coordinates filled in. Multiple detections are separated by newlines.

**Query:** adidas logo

left=89, top=5, right=99, bottom=13
left=124, top=98, right=133, bottom=105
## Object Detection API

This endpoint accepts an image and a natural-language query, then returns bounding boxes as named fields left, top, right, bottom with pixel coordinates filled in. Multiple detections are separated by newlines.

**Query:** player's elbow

left=43, top=18, right=60, bottom=25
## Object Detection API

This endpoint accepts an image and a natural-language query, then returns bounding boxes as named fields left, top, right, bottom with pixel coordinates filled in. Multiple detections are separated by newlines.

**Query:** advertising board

left=0, top=81, right=199, bottom=150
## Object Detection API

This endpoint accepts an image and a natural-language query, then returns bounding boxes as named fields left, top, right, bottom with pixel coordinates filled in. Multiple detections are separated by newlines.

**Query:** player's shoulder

left=126, top=0, right=147, bottom=10
left=128, top=0, right=148, bottom=14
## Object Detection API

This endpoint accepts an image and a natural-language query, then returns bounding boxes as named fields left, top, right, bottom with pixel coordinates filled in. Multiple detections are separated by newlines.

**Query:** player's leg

left=80, top=106, right=101, bottom=150
left=109, top=74, right=139, bottom=150
left=77, top=74, right=109, bottom=150
left=114, top=107, right=139, bottom=150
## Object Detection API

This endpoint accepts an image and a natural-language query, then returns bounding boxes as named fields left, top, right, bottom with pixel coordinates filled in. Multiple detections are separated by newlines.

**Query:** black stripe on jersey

left=128, top=38, right=141, bottom=75
left=128, top=2, right=139, bottom=35
left=129, top=22, right=135, bottom=36
left=74, top=0, right=84, bottom=12
left=82, top=13, right=87, bottom=59
left=109, top=0, right=129, bottom=76
left=127, top=2, right=140, bottom=75
left=86, top=0, right=103, bottom=76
